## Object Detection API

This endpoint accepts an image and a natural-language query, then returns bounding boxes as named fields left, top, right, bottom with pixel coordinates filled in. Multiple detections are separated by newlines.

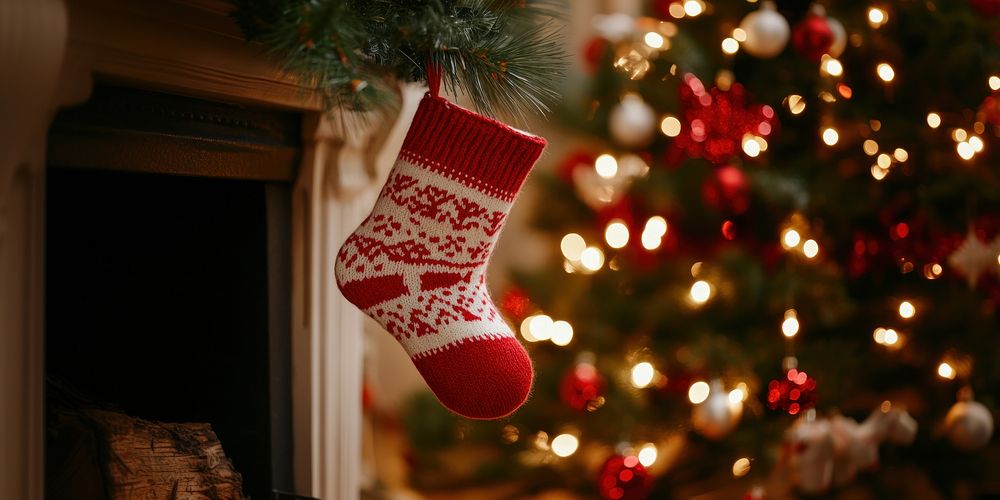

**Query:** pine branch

left=232, top=0, right=567, bottom=120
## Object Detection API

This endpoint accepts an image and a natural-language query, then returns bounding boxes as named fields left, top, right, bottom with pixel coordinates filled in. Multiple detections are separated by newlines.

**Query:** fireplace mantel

left=0, top=1, right=418, bottom=498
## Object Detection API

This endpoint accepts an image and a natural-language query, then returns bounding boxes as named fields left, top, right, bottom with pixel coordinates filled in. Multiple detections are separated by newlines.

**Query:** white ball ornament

left=691, top=379, right=743, bottom=439
left=739, top=1, right=791, bottom=59
left=609, top=94, right=657, bottom=149
left=826, top=16, right=847, bottom=58
left=945, top=399, right=994, bottom=451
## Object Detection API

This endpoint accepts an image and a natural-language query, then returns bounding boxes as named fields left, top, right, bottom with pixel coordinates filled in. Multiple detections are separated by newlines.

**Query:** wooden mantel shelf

left=67, top=0, right=323, bottom=111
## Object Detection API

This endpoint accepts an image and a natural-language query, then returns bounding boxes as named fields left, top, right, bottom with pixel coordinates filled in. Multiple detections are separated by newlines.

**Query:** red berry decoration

left=597, top=454, right=654, bottom=500
left=766, top=368, right=818, bottom=415
left=560, top=362, right=606, bottom=411
left=970, top=0, right=1000, bottom=17
left=668, top=74, right=777, bottom=165
left=791, top=11, right=835, bottom=62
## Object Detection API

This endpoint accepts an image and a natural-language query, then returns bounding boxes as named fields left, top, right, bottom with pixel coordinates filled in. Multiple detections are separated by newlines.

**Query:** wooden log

left=49, top=409, right=248, bottom=500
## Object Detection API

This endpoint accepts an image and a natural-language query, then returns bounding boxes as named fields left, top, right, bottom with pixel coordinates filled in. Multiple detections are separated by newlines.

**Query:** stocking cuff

left=400, top=94, right=547, bottom=201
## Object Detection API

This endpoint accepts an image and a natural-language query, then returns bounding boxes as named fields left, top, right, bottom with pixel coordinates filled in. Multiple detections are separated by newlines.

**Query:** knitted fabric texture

left=335, top=94, right=546, bottom=419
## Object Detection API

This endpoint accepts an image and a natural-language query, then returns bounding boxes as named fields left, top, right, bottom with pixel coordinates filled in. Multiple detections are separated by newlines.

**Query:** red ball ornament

left=555, top=150, right=597, bottom=183
left=583, top=36, right=611, bottom=74
left=668, top=74, right=778, bottom=165
left=970, top=0, right=1000, bottom=17
left=766, top=368, right=818, bottom=415
left=597, top=454, right=654, bottom=500
left=792, top=11, right=835, bottom=62
left=500, top=286, right=535, bottom=323
left=979, top=94, right=1000, bottom=127
left=702, top=165, right=751, bottom=214
left=560, top=362, right=606, bottom=411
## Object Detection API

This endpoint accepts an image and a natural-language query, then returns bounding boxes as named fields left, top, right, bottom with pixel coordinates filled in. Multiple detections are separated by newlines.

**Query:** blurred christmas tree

left=403, top=1, right=1000, bottom=498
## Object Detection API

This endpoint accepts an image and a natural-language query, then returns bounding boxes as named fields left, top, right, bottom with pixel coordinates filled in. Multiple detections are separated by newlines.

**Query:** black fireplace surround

left=45, top=85, right=306, bottom=499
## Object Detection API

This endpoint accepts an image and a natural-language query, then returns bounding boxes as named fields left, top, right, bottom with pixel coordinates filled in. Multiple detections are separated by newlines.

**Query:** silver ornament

left=945, top=399, right=995, bottom=451
left=739, top=1, right=791, bottom=59
left=609, top=94, right=657, bottom=149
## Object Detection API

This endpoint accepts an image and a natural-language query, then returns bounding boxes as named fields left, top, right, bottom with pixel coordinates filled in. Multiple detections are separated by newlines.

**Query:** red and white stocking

left=335, top=94, right=545, bottom=419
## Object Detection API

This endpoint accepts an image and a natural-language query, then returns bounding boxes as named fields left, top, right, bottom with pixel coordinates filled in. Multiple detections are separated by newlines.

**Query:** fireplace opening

left=44, top=86, right=301, bottom=498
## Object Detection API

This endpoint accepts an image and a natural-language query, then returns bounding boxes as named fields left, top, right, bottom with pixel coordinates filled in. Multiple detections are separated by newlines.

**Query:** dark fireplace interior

left=44, top=85, right=302, bottom=499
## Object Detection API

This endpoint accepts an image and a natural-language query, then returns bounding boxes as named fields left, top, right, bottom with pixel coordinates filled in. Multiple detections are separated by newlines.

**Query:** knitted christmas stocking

left=335, top=94, right=546, bottom=419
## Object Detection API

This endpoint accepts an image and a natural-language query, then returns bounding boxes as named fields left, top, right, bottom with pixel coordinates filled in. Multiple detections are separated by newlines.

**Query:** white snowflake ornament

left=947, top=231, right=1000, bottom=286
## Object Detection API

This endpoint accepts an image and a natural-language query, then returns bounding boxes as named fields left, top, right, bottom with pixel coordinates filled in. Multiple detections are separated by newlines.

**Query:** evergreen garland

left=232, top=0, right=567, bottom=122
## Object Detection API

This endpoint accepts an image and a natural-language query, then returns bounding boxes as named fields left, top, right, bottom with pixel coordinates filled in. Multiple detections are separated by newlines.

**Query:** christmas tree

left=402, top=1, right=999, bottom=498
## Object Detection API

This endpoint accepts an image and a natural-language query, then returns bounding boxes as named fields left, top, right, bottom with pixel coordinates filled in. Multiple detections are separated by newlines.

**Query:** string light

left=551, top=433, right=579, bottom=457
left=803, top=239, right=820, bottom=258
left=521, top=314, right=553, bottom=342
left=690, top=280, right=712, bottom=304
left=953, top=128, right=968, bottom=142
left=957, top=141, right=975, bottom=160
left=732, top=457, right=752, bottom=477
left=642, top=216, right=668, bottom=250
left=883, top=328, right=899, bottom=346
left=821, top=56, right=844, bottom=77
left=871, top=164, right=889, bottom=180
left=742, top=134, right=762, bottom=157
left=937, top=362, right=956, bottom=380
left=732, top=28, right=747, bottom=42
left=867, top=7, right=888, bottom=28
left=876, top=63, right=895, bottom=82
left=898, top=300, right=916, bottom=319
left=595, top=154, right=618, bottom=178
left=873, top=327, right=899, bottom=347
left=683, top=0, right=704, bottom=17
left=786, top=94, right=806, bottom=115
left=969, top=135, right=985, bottom=153
left=924, top=263, right=943, bottom=279
left=877, top=153, right=892, bottom=169
left=782, top=309, right=800, bottom=337
left=644, top=32, right=666, bottom=49
left=926, top=112, right=941, bottom=128
left=721, top=37, right=739, bottom=54
left=561, top=233, right=586, bottom=261
left=637, top=443, right=658, bottom=466
left=822, top=127, right=840, bottom=146
left=660, top=115, right=682, bottom=137
left=990, top=75, right=1000, bottom=91
left=580, top=246, right=606, bottom=271
left=863, top=139, right=879, bottom=156
left=893, top=148, right=909, bottom=162
left=551, top=320, right=574, bottom=346
left=782, top=228, right=802, bottom=249
left=688, top=380, right=710, bottom=404
left=605, top=220, right=630, bottom=249
left=631, top=362, right=656, bottom=388
left=668, top=2, right=686, bottom=18
left=728, top=387, right=747, bottom=404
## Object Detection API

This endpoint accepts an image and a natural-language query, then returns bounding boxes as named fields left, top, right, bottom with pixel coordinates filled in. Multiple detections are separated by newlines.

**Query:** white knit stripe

left=401, top=320, right=515, bottom=358
left=391, top=159, right=513, bottom=214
